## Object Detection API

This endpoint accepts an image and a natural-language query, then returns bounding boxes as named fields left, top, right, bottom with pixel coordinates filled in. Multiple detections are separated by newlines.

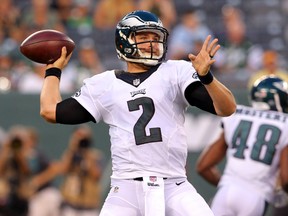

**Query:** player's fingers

left=67, top=52, right=73, bottom=60
left=188, top=53, right=196, bottom=61
left=46, top=47, right=69, bottom=69
left=207, top=38, right=219, bottom=57
left=210, top=44, right=221, bottom=58
left=207, top=38, right=218, bottom=52
left=209, top=59, right=216, bottom=64
left=64, top=52, right=73, bottom=65
left=61, top=46, right=67, bottom=58
left=201, top=35, right=211, bottom=51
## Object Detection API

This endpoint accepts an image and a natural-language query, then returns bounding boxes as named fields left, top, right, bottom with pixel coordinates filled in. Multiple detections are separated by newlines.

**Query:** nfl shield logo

left=133, top=79, right=140, bottom=86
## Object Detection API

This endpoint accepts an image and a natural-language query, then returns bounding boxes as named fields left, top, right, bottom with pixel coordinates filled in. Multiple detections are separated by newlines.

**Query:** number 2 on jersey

left=127, top=97, right=163, bottom=145
left=232, top=120, right=281, bottom=165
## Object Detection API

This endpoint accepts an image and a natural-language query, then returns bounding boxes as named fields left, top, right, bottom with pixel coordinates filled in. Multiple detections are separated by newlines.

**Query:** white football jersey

left=219, top=105, right=288, bottom=202
left=73, top=60, right=199, bottom=179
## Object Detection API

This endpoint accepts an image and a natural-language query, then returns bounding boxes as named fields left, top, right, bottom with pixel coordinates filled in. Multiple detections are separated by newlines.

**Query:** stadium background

left=1, top=0, right=288, bottom=215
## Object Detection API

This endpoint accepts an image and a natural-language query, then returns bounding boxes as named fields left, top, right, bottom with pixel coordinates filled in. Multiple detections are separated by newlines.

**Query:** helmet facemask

left=115, top=10, right=169, bottom=66
left=126, top=28, right=167, bottom=66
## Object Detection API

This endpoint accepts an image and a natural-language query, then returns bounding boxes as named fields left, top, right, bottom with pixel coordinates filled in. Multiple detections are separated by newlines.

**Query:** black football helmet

left=115, top=10, right=169, bottom=66
left=250, top=75, right=288, bottom=113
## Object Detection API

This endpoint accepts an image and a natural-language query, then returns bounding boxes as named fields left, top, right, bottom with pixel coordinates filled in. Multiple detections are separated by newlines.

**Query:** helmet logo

left=273, top=82, right=288, bottom=93
left=119, top=30, right=127, bottom=40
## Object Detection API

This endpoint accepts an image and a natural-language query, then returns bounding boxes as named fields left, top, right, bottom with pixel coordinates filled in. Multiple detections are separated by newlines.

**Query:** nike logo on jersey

left=175, top=181, right=185, bottom=186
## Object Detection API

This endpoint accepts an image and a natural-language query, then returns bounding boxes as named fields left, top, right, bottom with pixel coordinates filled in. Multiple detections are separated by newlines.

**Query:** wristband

left=197, top=70, right=214, bottom=85
left=45, top=68, right=62, bottom=80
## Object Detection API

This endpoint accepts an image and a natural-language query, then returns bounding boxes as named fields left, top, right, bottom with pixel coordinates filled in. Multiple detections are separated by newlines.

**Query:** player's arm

left=202, top=78, right=236, bottom=116
left=279, top=145, right=288, bottom=193
left=40, top=47, right=95, bottom=124
left=185, top=82, right=215, bottom=114
left=40, top=47, right=69, bottom=122
left=196, top=131, right=227, bottom=186
left=189, top=35, right=236, bottom=116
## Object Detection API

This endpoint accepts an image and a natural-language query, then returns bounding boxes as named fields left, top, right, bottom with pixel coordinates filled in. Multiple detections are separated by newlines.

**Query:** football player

left=40, top=10, right=236, bottom=216
left=196, top=75, right=288, bottom=216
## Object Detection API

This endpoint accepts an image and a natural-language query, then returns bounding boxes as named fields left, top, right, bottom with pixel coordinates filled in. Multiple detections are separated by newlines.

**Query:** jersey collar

left=115, top=64, right=161, bottom=87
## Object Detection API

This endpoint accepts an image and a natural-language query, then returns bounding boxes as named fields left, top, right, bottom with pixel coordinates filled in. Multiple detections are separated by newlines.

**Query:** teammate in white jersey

left=196, top=75, right=288, bottom=216
left=40, top=10, right=236, bottom=216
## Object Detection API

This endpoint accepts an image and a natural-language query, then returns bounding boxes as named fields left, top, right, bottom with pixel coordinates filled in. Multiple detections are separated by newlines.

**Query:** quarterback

left=40, top=10, right=236, bottom=216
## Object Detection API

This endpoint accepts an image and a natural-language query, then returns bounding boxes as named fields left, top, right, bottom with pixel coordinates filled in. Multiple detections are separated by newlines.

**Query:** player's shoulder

left=232, top=104, right=288, bottom=124
left=84, top=69, right=115, bottom=83
left=81, top=70, right=118, bottom=90
left=235, top=104, right=288, bottom=117
left=222, top=104, right=251, bottom=122
left=159, top=60, right=197, bottom=78
left=235, top=104, right=252, bottom=112
left=80, top=70, right=116, bottom=95
left=161, top=59, right=193, bottom=69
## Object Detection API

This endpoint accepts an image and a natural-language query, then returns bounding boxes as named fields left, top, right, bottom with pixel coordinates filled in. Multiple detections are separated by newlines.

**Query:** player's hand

left=188, top=35, right=220, bottom=76
left=46, top=46, right=72, bottom=70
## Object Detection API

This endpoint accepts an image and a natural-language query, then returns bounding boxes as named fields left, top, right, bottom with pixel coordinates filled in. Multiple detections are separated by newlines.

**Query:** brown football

left=20, top=29, right=75, bottom=64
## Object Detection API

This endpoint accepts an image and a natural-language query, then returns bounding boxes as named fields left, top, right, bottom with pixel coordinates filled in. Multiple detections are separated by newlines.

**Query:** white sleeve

left=175, top=60, right=200, bottom=94
left=72, top=82, right=102, bottom=122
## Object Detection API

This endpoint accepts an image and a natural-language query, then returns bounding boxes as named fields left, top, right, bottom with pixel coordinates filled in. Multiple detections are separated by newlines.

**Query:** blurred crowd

left=0, top=0, right=288, bottom=93
left=0, top=124, right=104, bottom=216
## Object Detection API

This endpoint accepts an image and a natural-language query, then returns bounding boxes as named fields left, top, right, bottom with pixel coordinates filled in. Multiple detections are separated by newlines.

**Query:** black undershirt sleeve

left=56, top=98, right=96, bottom=124
left=184, top=81, right=217, bottom=115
